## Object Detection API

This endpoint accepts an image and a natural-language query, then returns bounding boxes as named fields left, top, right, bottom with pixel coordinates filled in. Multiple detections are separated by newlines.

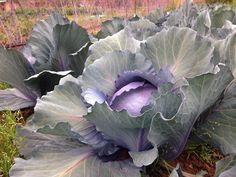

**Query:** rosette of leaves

left=9, top=14, right=236, bottom=176
left=0, top=12, right=91, bottom=111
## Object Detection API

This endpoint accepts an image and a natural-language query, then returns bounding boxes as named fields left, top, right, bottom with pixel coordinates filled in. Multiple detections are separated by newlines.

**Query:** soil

left=168, top=151, right=216, bottom=177
left=147, top=148, right=224, bottom=177
left=18, top=107, right=34, bottom=123
left=101, top=143, right=223, bottom=177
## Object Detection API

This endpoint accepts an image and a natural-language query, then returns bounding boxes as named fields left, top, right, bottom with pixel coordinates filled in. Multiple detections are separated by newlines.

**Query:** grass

left=185, top=140, right=224, bottom=164
left=0, top=83, right=19, bottom=177
left=0, top=111, right=22, bottom=177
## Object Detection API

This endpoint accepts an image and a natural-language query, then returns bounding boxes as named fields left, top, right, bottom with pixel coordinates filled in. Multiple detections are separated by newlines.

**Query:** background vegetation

left=0, top=0, right=172, bottom=48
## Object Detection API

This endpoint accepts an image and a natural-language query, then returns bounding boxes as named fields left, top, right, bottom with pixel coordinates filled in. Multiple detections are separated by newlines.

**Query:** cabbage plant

left=0, top=12, right=90, bottom=111
left=8, top=4, right=236, bottom=175
left=97, top=1, right=236, bottom=40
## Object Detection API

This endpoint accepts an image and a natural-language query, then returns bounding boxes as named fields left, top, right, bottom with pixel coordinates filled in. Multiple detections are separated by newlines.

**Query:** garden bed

left=1, top=1, right=236, bottom=177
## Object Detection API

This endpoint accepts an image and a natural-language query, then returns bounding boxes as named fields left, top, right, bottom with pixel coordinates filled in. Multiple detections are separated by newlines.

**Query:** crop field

left=1, top=0, right=236, bottom=177
left=0, top=0, right=174, bottom=48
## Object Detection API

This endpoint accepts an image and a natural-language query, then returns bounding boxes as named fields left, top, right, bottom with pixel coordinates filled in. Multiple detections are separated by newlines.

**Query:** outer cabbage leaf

left=212, top=39, right=226, bottom=65
left=0, top=47, right=37, bottom=110
left=196, top=80, right=236, bottom=155
left=143, top=83, right=183, bottom=120
left=210, top=6, right=236, bottom=28
left=210, top=18, right=235, bottom=40
left=130, top=15, right=140, bottom=22
left=128, top=147, right=158, bottom=167
left=140, top=27, right=214, bottom=79
left=24, top=70, right=72, bottom=96
left=86, top=102, right=158, bottom=166
left=82, top=51, right=154, bottom=96
left=169, top=165, right=206, bottom=177
left=215, top=154, right=236, bottom=177
left=193, top=10, right=211, bottom=36
left=125, top=19, right=161, bottom=41
left=51, top=22, right=90, bottom=76
left=146, top=8, right=165, bottom=25
left=24, top=12, right=69, bottom=68
left=96, top=17, right=127, bottom=39
left=0, top=89, right=35, bottom=111
left=86, top=102, right=153, bottom=151
left=24, top=13, right=90, bottom=76
left=0, top=13, right=89, bottom=110
left=95, top=16, right=141, bottom=40
left=85, top=30, right=140, bottom=66
left=0, top=47, right=34, bottom=95
left=148, top=66, right=233, bottom=159
left=169, top=164, right=183, bottom=177
left=32, top=79, right=88, bottom=131
left=223, top=20, right=236, bottom=31
left=31, top=77, right=109, bottom=149
left=66, top=42, right=90, bottom=77
left=210, top=20, right=236, bottom=39
left=224, top=32, right=236, bottom=78
left=165, top=0, right=199, bottom=27
left=10, top=126, right=140, bottom=177
left=37, top=122, right=77, bottom=139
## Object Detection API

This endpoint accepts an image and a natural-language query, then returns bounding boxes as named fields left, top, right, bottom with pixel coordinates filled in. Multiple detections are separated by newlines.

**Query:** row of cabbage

left=0, top=1, right=236, bottom=176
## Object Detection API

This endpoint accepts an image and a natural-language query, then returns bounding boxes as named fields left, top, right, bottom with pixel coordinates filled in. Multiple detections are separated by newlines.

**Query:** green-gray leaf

left=148, top=66, right=233, bottom=159
left=210, top=6, right=235, bottom=28
left=32, top=81, right=87, bottom=132
left=96, top=17, right=127, bottom=39
left=0, top=47, right=36, bottom=100
left=26, top=12, right=69, bottom=69
left=86, top=102, right=155, bottom=152
left=196, top=79, right=236, bottom=155
left=224, top=32, right=236, bottom=78
left=10, top=126, right=140, bottom=177
left=24, top=70, right=72, bottom=96
left=193, top=10, right=211, bottom=36
left=125, top=19, right=160, bottom=41
left=141, top=27, right=214, bottom=79
left=85, top=30, right=140, bottom=66
left=146, top=8, right=165, bottom=25
left=51, top=22, right=90, bottom=75
left=215, top=154, right=236, bottom=177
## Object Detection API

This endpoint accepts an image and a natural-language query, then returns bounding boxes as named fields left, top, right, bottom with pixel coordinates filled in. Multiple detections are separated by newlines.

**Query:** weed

left=0, top=83, right=11, bottom=90
left=185, top=140, right=223, bottom=164
left=0, top=111, right=23, bottom=177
